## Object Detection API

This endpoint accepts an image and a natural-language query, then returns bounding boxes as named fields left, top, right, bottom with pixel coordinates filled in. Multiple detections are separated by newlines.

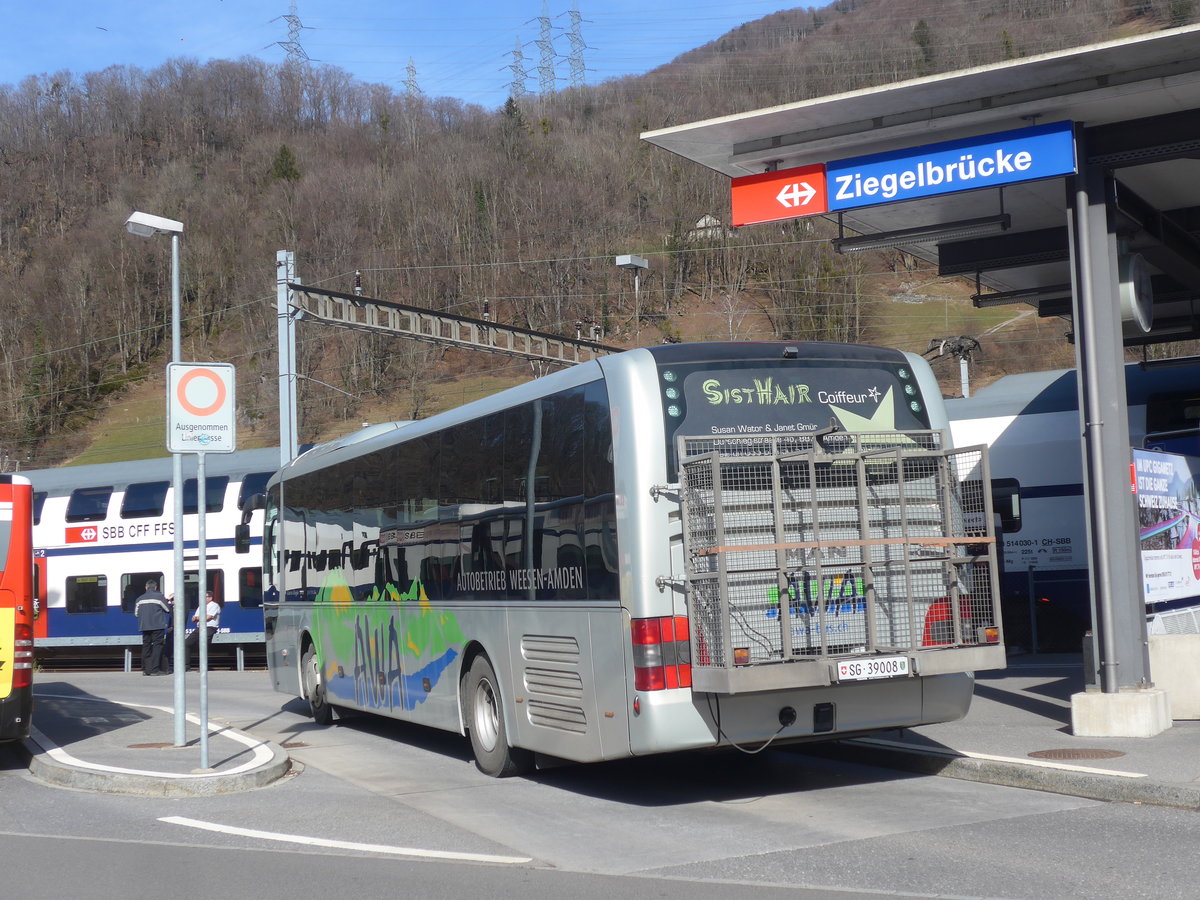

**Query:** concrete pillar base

left=1149, top=634, right=1200, bottom=720
left=1071, top=688, right=1172, bottom=738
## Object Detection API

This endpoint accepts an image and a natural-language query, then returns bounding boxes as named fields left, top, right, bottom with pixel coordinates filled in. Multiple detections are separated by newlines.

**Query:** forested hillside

left=1, top=0, right=1195, bottom=468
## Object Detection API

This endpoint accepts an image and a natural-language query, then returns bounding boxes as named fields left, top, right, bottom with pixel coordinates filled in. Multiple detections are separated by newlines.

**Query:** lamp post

left=615, top=254, right=649, bottom=343
left=124, top=211, right=187, bottom=748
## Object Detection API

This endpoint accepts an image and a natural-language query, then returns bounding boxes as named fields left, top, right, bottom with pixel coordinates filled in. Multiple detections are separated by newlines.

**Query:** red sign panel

left=66, top=526, right=99, bottom=544
left=731, top=164, right=828, bottom=226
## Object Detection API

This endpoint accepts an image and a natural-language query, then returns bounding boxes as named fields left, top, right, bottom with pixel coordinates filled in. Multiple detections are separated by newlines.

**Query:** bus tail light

left=13, top=623, right=33, bottom=689
left=632, top=616, right=691, bottom=691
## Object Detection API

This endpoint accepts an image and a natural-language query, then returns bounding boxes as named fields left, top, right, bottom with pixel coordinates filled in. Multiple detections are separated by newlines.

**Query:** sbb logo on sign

left=730, top=164, right=828, bottom=226
left=168, top=363, right=237, bottom=454
left=66, top=526, right=99, bottom=544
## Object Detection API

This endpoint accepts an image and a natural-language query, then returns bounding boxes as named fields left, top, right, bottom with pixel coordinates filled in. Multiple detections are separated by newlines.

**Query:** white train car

left=947, top=362, right=1200, bottom=652
left=27, top=448, right=278, bottom=669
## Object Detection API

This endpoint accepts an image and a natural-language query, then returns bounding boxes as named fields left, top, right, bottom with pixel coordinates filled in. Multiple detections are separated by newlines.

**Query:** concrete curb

left=807, top=738, right=1200, bottom=811
left=21, top=728, right=292, bottom=798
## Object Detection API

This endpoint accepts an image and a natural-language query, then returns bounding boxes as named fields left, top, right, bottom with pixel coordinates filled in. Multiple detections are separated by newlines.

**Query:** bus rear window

left=656, top=356, right=930, bottom=476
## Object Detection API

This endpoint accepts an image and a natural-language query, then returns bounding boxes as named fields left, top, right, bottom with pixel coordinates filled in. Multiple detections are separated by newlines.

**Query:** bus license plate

left=836, top=656, right=910, bottom=681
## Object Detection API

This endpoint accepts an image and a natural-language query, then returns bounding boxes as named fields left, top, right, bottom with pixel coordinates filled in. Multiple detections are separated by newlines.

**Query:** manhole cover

left=128, top=742, right=174, bottom=750
left=281, top=741, right=309, bottom=749
left=1028, top=748, right=1126, bottom=760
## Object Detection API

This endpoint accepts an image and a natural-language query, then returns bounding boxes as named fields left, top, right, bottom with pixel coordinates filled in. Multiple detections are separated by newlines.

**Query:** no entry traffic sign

left=167, top=363, right=237, bottom=453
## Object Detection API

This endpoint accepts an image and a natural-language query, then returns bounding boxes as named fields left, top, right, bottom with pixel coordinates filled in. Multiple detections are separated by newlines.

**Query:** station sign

left=168, top=363, right=237, bottom=453
left=729, top=120, right=1076, bottom=225
left=826, top=120, right=1076, bottom=211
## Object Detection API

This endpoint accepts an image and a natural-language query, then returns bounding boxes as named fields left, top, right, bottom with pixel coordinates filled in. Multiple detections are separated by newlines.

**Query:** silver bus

left=260, top=342, right=1004, bottom=776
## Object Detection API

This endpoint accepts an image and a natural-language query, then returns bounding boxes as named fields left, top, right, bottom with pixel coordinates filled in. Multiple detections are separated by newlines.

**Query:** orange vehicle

left=0, top=474, right=36, bottom=741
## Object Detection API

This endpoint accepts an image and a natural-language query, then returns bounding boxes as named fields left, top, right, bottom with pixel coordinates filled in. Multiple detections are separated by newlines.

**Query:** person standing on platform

left=134, top=579, right=171, bottom=676
left=185, top=590, right=221, bottom=670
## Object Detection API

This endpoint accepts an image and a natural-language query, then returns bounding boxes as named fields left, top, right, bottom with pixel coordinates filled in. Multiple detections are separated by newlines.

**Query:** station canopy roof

left=643, top=26, right=1200, bottom=344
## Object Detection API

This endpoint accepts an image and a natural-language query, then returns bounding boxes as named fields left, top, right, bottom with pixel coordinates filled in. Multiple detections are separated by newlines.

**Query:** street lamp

left=615, top=254, right=649, bottom=343
left=124, top=210, right=187, bottom=748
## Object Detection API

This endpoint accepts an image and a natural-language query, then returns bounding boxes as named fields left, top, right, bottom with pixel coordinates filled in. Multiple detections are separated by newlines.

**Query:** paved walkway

left=827, top=654, right=1200, bottom=809
left=20, top=676, right=289, bottom=797
left=17, top=655, right=1200, bottom=806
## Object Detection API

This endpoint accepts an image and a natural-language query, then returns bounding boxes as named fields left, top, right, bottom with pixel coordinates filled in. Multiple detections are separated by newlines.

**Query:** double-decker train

left=25, top=448, right=277, bottom=669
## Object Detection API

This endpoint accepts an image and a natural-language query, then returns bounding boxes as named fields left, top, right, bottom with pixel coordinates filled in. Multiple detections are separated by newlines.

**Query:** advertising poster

left=1133, top=448, right=1200, bottom=605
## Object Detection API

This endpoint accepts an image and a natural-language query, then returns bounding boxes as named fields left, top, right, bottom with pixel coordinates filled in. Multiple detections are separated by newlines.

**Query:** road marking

left=30, top=692, right=275, bottom=778
left=160, top=816, right=532, bottom=864
left=852, top=737, right=1148, bottom=778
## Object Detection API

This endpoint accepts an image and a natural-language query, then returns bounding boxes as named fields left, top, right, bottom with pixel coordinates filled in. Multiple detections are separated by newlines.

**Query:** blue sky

left=0, top=1, right=799, bottom=109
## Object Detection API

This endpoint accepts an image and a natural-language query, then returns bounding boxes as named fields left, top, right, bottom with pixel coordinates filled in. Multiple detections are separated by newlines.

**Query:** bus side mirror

left=235, top=492, right=267, bottom=554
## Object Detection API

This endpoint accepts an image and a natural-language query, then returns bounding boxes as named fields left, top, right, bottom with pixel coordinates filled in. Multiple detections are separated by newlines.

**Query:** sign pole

left=167, top=361, right=236, bottom=770
left=197, top=451, right=209, bottom=768
left=170, top=233, right=186, bottom=749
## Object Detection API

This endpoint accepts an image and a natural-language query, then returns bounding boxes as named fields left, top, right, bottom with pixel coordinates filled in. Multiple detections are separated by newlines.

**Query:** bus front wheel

left=302, top=645, right=333, bottom=726
left=464, top=655, right=533, bottom=777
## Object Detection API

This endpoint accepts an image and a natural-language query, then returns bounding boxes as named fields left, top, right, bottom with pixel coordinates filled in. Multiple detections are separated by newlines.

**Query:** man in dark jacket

left=134, top=579, right=171, bottom=675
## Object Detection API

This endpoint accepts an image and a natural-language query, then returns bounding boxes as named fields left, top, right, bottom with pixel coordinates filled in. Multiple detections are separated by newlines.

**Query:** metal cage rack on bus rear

left=673, top=430, right=1005, bottom=694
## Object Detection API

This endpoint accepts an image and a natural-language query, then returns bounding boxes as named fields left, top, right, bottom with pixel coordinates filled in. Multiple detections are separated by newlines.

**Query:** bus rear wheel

left=302, top=645, right=333, bottom=726
left=464, top=655, right=533, bottom=777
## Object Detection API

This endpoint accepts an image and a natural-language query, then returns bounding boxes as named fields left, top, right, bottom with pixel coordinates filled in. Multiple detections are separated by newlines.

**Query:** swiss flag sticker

left=66, top=526, right=100, bottom=544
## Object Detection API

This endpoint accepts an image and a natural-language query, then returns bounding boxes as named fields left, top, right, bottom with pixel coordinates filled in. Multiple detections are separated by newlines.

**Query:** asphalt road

left=4, top=672, right=1199, bottom=899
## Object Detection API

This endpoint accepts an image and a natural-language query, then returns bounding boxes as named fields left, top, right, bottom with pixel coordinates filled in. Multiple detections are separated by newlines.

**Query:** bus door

left=32, top=552, right=48, bottom=641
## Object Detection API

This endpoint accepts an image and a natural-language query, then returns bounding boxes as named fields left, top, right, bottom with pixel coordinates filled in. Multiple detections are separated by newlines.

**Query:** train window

left=991, top=478, right=1022, bottom=534
left=239, top=567, right=263, bottom=608
left=33, top=492, right=46, bottom=526
left=238, top=472, right=272, bottom=509
left=182, top=570, right=226, bottom=615
left=66, top=574, right=108, bottom=614
left=122, top=481, right=169, bottom=519
left=66, top=486, right=113, bottom=523
left=183, top=476, right=229, bottom=514
left=1146, top=392, right=1200, bottom=435
left=121, top=572, right=165, bottom=613
left=1144, top=430, right=1200, bottom=457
